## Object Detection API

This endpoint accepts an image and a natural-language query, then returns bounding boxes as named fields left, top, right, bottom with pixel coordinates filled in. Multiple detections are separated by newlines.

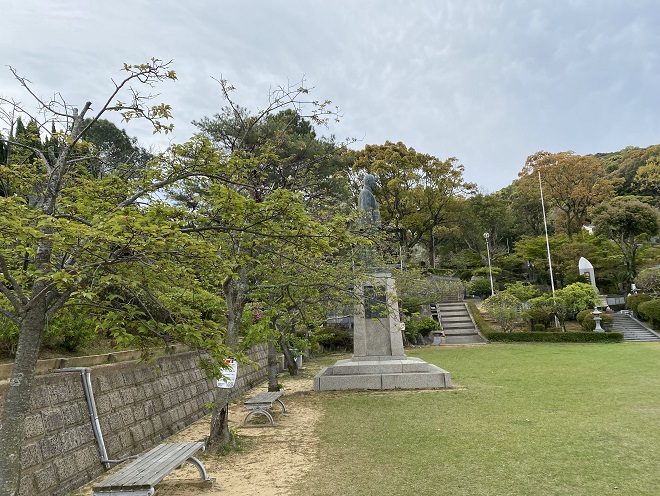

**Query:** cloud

left=2, top=1, right=660, bottom=191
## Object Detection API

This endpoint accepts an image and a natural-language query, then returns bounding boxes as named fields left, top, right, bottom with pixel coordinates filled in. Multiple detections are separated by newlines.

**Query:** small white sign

left=215, top=359, right=238, bottom=389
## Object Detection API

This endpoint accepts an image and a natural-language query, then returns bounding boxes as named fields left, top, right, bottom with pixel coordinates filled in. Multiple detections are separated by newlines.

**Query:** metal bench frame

left=243, top=391, right=286, bottom=426
left=92, top=441, right=211, bottom=496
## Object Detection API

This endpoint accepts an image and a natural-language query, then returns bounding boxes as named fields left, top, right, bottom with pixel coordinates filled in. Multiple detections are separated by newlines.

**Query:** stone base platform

left=313, top=356, right=452, bottom=391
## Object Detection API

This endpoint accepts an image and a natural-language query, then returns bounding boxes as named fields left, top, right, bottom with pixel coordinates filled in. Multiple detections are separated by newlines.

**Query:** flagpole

left=539, top=171, right=559, bottom=327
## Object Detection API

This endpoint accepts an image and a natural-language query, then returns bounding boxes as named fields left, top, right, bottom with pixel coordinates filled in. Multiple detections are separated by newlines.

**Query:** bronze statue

left=357, top=173, right=381, bottom=228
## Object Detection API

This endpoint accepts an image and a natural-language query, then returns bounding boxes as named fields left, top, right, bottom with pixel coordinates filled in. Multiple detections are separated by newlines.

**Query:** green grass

left=298, top=344, right=660, bottom=496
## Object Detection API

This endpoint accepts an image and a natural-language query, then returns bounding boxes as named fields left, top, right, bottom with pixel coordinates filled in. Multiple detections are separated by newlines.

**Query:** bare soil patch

left=70, top=363, right=326, bottom=496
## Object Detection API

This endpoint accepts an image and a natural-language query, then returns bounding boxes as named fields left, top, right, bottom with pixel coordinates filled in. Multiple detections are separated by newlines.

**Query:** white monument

left=578, top=257, right=598, bottom=293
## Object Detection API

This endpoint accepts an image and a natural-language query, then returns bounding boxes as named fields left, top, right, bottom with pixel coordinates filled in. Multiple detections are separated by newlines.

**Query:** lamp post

left=483, top=232, right=494, bottom=296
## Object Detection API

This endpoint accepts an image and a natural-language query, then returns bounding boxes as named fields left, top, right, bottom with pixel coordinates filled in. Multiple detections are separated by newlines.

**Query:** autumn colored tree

left=632, top=157, right=660, bottom=202
left=352, top=141, right=472, bottom=267
left=518, top=151, right=620, bottom=239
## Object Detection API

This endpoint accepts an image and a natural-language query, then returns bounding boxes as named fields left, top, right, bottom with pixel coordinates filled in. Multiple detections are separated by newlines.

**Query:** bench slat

left=244, top=391, right=283, bottom=405
left=94, top=442, right=205, bottom=491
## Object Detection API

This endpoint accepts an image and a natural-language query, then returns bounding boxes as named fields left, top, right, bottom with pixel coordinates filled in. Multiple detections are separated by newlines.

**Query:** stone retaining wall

left=0, top=345, right=269, bottom=496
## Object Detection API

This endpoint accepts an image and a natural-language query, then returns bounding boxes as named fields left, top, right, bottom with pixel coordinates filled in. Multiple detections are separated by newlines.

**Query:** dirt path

left=71, top=367, right=323, bottom=496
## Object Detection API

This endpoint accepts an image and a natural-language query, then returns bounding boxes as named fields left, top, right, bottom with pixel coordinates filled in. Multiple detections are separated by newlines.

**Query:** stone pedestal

left=314, top=272, right=451, bottom=391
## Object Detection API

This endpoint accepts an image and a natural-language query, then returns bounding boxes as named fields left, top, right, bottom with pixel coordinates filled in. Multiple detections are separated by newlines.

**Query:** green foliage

left=312, top=327, right=352, bottom=352
left=0, top=315, right=19, bottom=356
left=43, top=307, right=99, bottom=352
left=404, top=316, right=438, bottom=342
left=637, top=300, right=660, bottom=327
left=482, top=292, right=524, bottom=332
left=472, top=266, right=502, bottom=278
left=576, top=309, right=614, bottom=331
left=625, top=293, right=651, bottom=318
left=394, top=270, right=465, bottom=314
left=554, top=282, right=600, bottom=319
left=467, top=277, right=493, bottom=297
left=467, top=302, right=495, bottom=334
left=503, top=281, right=539, bottom=301
left=483, top=331, right=623, bottom=343
left=592, top=196, right=660, bottom=279
left=634, top=268, right=660, bottom=298
left=524, top=300, right=556, bottom=329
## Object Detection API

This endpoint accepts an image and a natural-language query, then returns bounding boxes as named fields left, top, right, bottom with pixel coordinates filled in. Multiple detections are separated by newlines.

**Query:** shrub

left=626, top=293, right=652, bottom=319
left=635, top=268, right=660, bottom=298
left=0, top=315, right=19, bottom=356
left=43, top=308, right=98, bottom=352
left=467, top=302, right=495, bottom=334
left=533, top=323, right=547, bottom=332
left=524, top=299, right=556, bottom=329
left=467, top=277, right=494, bottom=298
left=484, top=331, right=623, bottom=343
left=405, top=317, right=438, bottom=336
left=553, top=282, right=600, bottom=319
left=482, top=293, right=524, bottom=332
left=576, top=309, right=614, bottom=331
left=638, top=300, right=660, bottom=327
left=313, top=327, right=352, bottom=352
left=503, top=281, right=539, bottom=302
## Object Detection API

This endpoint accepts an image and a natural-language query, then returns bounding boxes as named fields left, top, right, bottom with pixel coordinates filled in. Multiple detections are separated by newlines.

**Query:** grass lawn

left=296, top=343, right=660, bottom=496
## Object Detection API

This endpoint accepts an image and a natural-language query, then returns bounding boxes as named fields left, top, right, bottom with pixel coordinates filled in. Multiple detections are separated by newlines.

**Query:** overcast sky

left=3, top=1, right=660, bottom=191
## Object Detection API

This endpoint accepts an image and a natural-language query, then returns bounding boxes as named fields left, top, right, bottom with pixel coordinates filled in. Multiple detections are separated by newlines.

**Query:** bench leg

left=275, top=398, right=287, bottom=413
left=243, top=408, right=275, bottom=426
left=185, top=456, right=211, bottom=482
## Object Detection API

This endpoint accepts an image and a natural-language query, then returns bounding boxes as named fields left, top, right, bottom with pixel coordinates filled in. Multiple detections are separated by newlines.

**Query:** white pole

left=539, top=171, right=559, bottom=327
left=484, top=232, right=494, bottom=296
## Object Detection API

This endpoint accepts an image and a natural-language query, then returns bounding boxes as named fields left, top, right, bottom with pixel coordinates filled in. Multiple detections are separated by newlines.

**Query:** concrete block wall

left=0, top=345, right=269, bottom=496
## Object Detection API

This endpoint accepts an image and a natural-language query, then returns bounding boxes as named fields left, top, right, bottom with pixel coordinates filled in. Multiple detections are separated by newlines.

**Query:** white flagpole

left=539, top=171, right=560, bottom=327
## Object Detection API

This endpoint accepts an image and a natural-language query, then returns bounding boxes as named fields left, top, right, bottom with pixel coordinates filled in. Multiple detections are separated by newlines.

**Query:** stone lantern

left=592, top=307, right=604, bottom=332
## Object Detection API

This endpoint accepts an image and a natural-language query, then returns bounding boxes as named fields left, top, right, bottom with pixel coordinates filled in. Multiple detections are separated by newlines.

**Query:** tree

left=179, top=79, right=353, bottom=451
left=78, top=118, right=153, bottom=179
left=518, top=151, right=620, bottom=239
left=482, top=292, right=524, bottom=332
left=633, top=267, right=660, bottom=298
left=0, top=60, right=226, bottom=496
left=352, top=141, right=472, bottom=267
left=592, top=197, right=660, bottom=281
left=632, top=157, right=660, bottom=203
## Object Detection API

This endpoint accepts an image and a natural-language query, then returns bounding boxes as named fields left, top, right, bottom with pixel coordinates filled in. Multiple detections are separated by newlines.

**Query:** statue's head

left=364, top=174, right=377, bottom=191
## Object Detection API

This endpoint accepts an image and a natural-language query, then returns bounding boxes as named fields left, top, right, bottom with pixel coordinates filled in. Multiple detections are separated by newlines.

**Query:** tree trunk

left=279, top=333, right=299, bottom=376
left=428, top=234, right=435, bottom=269
left=206, top=268, right=248, bottom=452
left=267, top=337, right=279, bottom=392
left=0, top=290, right=47, bottom=496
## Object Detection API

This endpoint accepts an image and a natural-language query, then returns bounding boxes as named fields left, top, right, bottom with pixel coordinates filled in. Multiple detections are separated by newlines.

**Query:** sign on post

left=215, top=359, right=238, bottom=389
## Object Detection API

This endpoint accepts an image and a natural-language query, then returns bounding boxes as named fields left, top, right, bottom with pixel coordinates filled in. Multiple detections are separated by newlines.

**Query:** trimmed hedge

left=467, top=302, right=495, bottom=334
left=484, top=331, right=624, bottom=343
left=626, top=293, right=651, bottom=319
left=576, top=309, right=613, bottom=331
left=638, top=299, right=660, bottom=327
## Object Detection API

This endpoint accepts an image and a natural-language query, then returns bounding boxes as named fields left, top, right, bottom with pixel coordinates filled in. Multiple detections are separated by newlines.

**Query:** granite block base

left=313, top=357, right=451, bottom=391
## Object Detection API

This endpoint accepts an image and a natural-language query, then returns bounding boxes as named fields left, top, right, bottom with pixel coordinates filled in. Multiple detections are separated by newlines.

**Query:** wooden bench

left=243, top=391, right=286, bottom=426
left=92, top=442, right=212, bottom=495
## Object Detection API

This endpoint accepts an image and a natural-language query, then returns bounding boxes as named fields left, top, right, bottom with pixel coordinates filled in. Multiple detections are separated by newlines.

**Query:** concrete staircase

left=610, top=312, right=660, bottom=342
left=431, top=302, right=486, bottom=345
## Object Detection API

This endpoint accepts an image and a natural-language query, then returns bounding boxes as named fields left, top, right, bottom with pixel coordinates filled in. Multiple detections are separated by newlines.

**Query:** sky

left=2, top=1, right=660, bottom=192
